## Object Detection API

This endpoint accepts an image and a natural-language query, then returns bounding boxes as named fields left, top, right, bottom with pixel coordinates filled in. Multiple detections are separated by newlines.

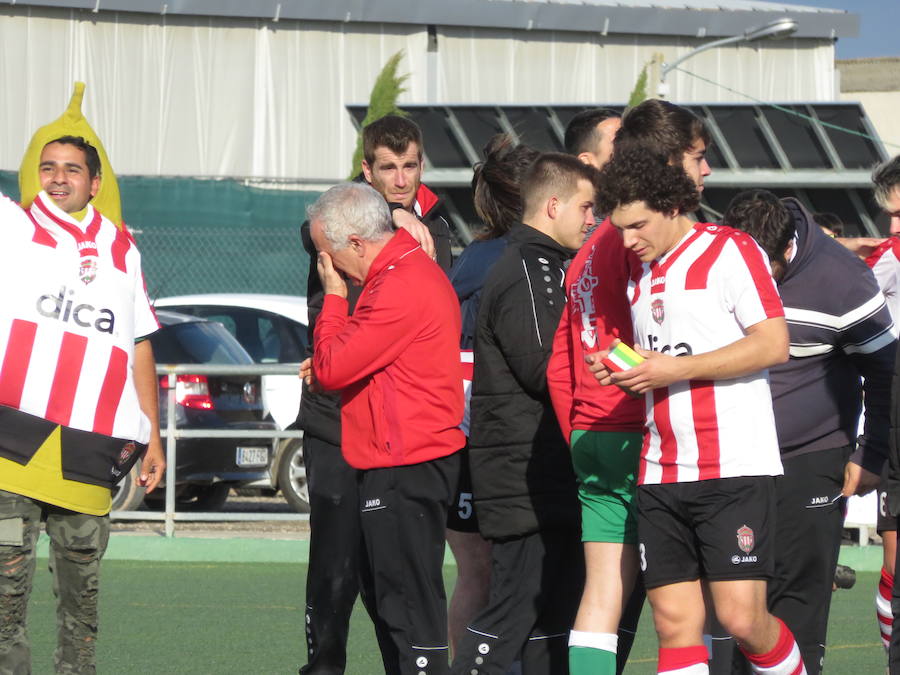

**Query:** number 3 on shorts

left=639, top=543, right=647, bottom=572
left=458, top=492, right=473, bottom=520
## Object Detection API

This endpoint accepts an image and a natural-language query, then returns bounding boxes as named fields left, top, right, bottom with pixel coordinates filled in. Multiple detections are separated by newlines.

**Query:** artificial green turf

left=22, top=563, right=886, bottom=674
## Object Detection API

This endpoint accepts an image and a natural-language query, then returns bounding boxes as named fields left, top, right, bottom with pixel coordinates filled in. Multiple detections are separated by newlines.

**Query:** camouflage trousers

left=0, top=489, right=109, bottom=675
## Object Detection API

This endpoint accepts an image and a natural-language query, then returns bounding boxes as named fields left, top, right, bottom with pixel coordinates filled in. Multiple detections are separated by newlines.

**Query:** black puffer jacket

left=298, top=183, right=453, bottom=445
left=469, top=223, right=579, bottom=540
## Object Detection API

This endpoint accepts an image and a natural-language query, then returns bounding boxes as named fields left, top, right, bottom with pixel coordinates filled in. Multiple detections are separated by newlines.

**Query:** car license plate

left=236, top=446, right=268, bottom=467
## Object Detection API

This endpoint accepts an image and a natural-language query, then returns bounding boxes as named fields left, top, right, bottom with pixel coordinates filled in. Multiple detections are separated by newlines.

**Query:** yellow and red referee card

left=600, top=342, right=645, bottom=373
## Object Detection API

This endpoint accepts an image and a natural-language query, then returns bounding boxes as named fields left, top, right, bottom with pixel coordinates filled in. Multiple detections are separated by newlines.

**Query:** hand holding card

left=600, top=341, right=645, bottom=373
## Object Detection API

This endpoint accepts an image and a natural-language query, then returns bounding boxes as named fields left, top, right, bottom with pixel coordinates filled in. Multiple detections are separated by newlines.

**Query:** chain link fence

left=0, top=171, right=321, bottom=299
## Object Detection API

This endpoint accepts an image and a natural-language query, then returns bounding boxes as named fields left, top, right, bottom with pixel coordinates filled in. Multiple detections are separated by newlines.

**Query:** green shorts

left=570, top=429, right=641, bottom=544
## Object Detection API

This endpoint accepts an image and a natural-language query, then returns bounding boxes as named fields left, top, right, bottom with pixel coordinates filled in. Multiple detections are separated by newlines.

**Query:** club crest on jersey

left=79, top=257, right=98, bottom=285
left=737, top=525, right=755, bottom=553
left=651, top=298, right=665, bottom=325
left=119, top=441, right=136, bottom=464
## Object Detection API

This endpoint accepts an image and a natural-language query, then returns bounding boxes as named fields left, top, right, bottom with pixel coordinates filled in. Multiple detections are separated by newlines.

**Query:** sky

left=788, top=0, right=899, bottom=59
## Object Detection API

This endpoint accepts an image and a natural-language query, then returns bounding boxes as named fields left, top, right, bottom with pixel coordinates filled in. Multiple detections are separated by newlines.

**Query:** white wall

left=437, top=27, right=834, bottom=104
left=840, top=91, right=900, bottom=155
left=0, top=6, right=835, bottom=180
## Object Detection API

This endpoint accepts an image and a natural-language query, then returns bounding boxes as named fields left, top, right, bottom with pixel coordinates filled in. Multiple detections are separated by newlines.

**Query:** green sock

left=569, top=645, right=617, bottom=675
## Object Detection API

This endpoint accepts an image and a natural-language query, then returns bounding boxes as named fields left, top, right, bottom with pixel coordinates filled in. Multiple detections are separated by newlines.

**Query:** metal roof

left=510, top=0, right=840, bottom=11
left=345, top=101, right=889, bottom=244
left=6, top=0, right=857, bottom=39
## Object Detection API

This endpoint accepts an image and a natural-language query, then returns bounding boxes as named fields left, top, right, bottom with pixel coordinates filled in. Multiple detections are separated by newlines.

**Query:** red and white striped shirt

left=0, top=191, right=158, bottom=444
left=628, top=222, right=784, bottom=485
left=866, top=238, right=900, bottom=330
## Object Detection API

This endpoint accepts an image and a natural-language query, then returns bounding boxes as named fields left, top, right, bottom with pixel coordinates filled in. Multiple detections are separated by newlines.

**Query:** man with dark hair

left=565, top=108, right=622, bottom=171
left=721, top=189, right=895, bottom=675
left=589, top=150, right=804, bottom=675
left=1, top=127, right=165, bottom=673
left=613, top=99, right=711, bottom=170
left=722, top=191, right=795, bottom=280
left=450, top=153, right=597, bottom=675
left=43, top=134, right=103, bottom=187
left=548, top=99, right=710, bottom=674
left=297, top=114, right=455, bottom=674
left=360, top=114, right=452, bottom=267
left=813, top=212, right=843, bottom=238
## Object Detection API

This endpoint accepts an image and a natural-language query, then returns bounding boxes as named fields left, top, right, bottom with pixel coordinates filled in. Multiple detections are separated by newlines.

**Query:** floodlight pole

left=658, top=18, right=798, bottom=98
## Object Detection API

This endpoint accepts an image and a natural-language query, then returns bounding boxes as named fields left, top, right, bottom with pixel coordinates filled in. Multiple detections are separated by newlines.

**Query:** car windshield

left=150, top=321, right=254, bottom=365
left=161, top=304, right=309, bottom=362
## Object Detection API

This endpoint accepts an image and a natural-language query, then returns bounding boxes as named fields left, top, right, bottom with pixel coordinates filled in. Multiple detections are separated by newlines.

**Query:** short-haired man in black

left=565, top=108, right=622, bottom=172
left=451, top=153, right=598, bottom=675
left=297, top=115, right=454, bottom=674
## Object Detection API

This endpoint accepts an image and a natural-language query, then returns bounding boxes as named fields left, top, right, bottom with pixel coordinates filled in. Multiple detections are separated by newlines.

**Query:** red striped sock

left=657, top=645, right=708, bottom=674
left=877, top=567, right=894, bottom=651
left=739, top=618, right=805, bottom=675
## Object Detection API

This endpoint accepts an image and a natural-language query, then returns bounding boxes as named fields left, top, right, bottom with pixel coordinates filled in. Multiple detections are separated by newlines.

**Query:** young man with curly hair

left=548, top=99, right=711, bottom=674
left=587, top=149, right=806, bottom=675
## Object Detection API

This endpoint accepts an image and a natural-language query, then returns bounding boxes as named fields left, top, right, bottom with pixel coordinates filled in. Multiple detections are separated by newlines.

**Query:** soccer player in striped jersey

left=0, top=133, right=164, bottom=673
left=551, top=100, right=716, bottom=674
left=871, top=155, right=900, bottom=671
left=588, top=149, right=806, bottom=675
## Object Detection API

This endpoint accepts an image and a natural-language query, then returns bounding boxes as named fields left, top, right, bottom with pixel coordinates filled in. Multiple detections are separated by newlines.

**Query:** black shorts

left=447, top=445, right=479, bottom=533
left=636, top=476, right=776, bottom=589
left=878, top=462, right=897, bottom=533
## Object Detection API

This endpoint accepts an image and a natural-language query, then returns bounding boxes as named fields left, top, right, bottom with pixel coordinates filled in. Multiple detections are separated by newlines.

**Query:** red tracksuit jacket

left=547, top=220, right=645, bottom=441
left=314, top=229, right=465, bottom=469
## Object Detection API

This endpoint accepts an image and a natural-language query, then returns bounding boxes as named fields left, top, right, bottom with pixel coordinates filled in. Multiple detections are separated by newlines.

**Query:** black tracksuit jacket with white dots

left=468, top=223, right=580, bottom=541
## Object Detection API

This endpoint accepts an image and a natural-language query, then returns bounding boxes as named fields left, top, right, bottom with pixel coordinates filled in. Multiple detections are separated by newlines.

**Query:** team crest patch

left=650, top=298, right=665, bottom=325
left=737, top=525, right=755, bottom=553
left=79, top=258, right=98, bottom=285
left=119, top=441, right=136, bottom=465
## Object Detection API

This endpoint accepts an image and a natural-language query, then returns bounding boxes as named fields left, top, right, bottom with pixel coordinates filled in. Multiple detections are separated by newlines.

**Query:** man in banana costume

left=0, top=83, right=165, bottom=674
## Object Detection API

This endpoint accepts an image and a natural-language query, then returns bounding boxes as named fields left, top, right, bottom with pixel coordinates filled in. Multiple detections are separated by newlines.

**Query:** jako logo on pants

left=37, top=285, right=116, bottom=334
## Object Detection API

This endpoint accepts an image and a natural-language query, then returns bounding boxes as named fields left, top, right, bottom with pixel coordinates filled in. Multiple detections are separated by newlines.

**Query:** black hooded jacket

left=772, top=198, right=895, bottom=475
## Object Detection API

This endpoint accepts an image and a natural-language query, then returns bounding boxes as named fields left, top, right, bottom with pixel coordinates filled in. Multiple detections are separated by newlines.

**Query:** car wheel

left=277, top=439, right=309, bottom=513
left=111, top=461, right=146, bottom=511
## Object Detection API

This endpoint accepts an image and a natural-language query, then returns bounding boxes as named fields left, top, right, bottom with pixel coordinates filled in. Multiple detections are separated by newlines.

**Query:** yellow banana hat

left=19, top=81, right=123, bottom=229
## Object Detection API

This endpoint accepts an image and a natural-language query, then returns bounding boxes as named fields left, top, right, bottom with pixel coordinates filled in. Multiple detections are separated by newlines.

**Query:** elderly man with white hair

left=300, top=182, right=464, bottom=675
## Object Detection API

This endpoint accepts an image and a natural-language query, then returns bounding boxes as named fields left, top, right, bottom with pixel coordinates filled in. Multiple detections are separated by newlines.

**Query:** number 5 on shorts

left=458, top=492, right=473, bottom=520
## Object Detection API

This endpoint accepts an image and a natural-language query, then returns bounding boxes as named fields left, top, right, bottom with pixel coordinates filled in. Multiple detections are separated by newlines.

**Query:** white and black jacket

left=774, top=198, right=895, bottom=476
left=468, top=223, right=579, bottom=541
